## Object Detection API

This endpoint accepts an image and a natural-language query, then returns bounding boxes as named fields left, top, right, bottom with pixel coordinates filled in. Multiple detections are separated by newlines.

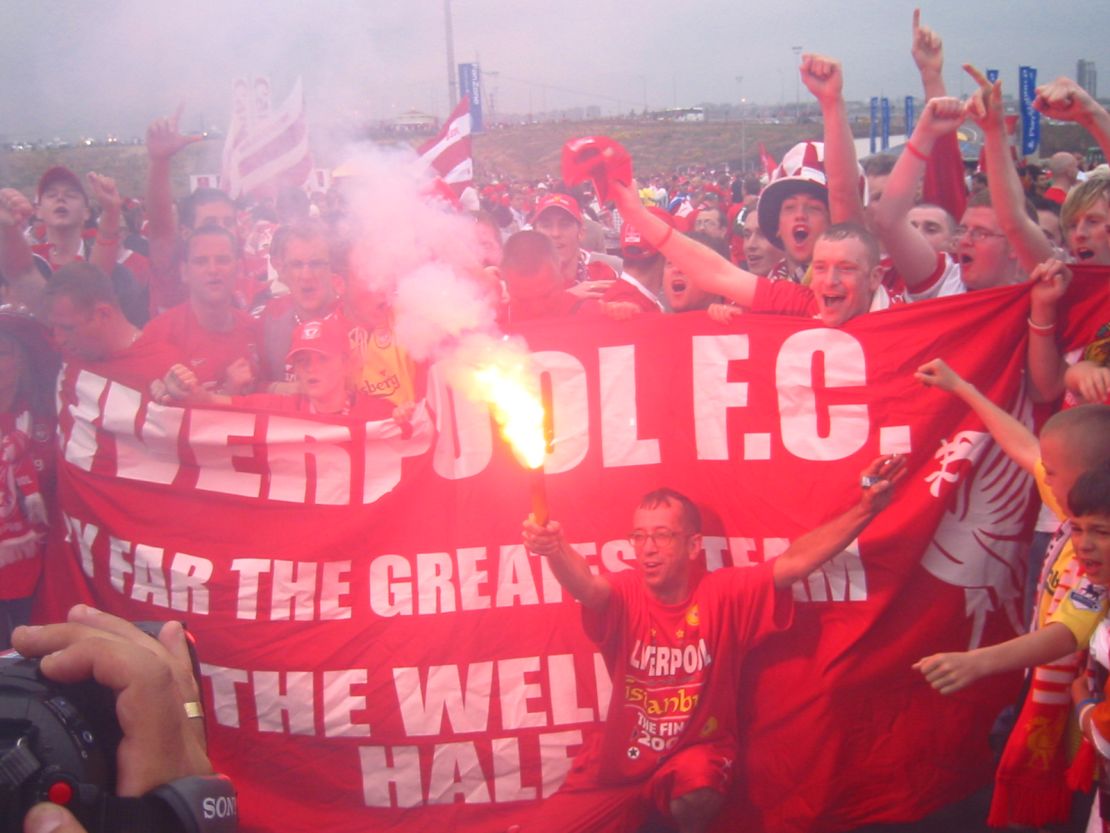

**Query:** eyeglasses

left=954, top=226, right=1007, bottom=243
left=628, top=529, right=685, bottom=548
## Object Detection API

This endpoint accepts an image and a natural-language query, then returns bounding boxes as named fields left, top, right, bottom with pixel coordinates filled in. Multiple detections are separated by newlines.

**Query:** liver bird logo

left=919, top=389, right=1034, bottom=648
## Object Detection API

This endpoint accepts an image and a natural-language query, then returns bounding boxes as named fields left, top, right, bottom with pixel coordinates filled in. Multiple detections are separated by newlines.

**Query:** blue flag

left=1019, top=66, right=1039, bottom=156
left=881, top=97, right=891, bottom=151
left=458, top=63, right=483, bottom=133
left=870, top=97, right=879, bottom=155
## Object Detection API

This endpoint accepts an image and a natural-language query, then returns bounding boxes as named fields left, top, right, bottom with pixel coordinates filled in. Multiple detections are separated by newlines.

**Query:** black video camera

left=0, top=622, right=237, bottom=833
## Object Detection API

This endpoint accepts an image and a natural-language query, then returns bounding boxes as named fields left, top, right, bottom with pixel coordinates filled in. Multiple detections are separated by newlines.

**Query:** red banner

left=39, top=272, right=1109, bottom=832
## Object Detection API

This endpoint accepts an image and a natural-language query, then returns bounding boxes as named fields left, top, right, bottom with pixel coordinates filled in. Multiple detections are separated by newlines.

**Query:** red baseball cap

left=286, top=318, right=349, bottom=363
left=531, top=192, right=582, bottom=225
left=37, top=166, right=87, bottom=203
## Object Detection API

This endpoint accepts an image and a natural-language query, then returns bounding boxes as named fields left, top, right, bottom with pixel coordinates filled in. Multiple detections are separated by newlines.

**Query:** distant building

left=653, top=107, right=706, bottom=123
left=390, top=110, right=439, bottom=134
left=1078, top=59, right=1098, bottom=99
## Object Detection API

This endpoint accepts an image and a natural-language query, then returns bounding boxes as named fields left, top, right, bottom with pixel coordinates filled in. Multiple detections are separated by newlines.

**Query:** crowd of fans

left=1, top=7, right=1109, bottom=833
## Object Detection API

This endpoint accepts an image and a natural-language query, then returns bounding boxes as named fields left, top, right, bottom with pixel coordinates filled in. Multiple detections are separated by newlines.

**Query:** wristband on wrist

left=905, top=141, right=930, bottom=162
left=1027, top=317, right=1056, bottom=336
left=1078, top=696, right=1104, bottom=710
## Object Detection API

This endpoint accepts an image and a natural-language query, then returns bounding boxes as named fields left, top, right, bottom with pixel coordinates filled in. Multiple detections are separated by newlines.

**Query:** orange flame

left=472, top=363, right=546, bottom=469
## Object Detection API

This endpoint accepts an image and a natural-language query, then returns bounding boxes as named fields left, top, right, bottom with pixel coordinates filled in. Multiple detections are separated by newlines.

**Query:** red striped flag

left=418, top=98, right=472, bottom=193
left=758, top=141, right=777, bottom=178
left=220, top=78, right=312, bottom=199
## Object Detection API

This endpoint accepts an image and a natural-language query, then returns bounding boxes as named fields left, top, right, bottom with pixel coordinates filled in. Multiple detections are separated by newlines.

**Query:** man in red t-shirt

left=518, top=456, right=905, bottom=833
left=530, top=193, right=621, bottom=297
left=46, top=262, right=180, bottom=492
left=598, top=209, right=673, bottom=316
left=254, top=220, right=341, bottom=382
left=46, top=263, right=176, bottom=389
left=612, top=178, right=899, bottom=329
left=501, top=230, right=601, bottom=324
left=0, top=168, right=149, bottom=326
left=1043, top=152, right=1079, bottom=206
left=136, top=225, right=260, bottom=394
left=144, top=107, right=266, bottom=313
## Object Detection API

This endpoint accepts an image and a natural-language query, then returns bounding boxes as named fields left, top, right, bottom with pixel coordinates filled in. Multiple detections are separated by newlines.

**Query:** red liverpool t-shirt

left=578, top=562, right=790, bottom=785
left=137, top=303, right=261, bottom=389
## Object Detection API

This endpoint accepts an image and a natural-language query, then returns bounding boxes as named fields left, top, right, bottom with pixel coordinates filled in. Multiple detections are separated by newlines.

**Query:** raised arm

left=86, top=172, right=122, bottom=277
left=915, top=358, right=1040, bottom=473
left=1034, top=76, right=1110, bottom=162
left=910, top=9, right=968, bottom=220
left=0, top=188, right=46, bottom=313
left=772, top=455, right=906, bottom=589
left=911, top=8, right=947, bottom=100
left=965, top=65, right=1053, bottom=273
left=870, top=97, right=966, bottom=288
left=1026, top=259, right=1071, bottom=402
left=610, top=178, right=762, bottom=307
left=146, top=105, right=202, bottom=274
left=801, top=54, right=864, bottom=226
left=522, top=517, right=611, bottom=608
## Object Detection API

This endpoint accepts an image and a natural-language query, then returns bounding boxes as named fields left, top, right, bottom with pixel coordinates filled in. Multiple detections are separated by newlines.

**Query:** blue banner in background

left=905, top=96, right=916, bottom=136
left=870, top=97, right=879, bottom=155
left=1019, top=66, right=1039, bottom=156
left=458, top=63, right=483, bottom=133
left=881, top=97, right=891, bottom=150
left=986, top=69, right=1000, bottom=84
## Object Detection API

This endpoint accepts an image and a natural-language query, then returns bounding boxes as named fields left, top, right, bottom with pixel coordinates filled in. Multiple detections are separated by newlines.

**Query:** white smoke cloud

left=336, top=143, right=495, bottom=360
left=393, top=262, right=496, bottom=361
left=336, top=143, right=544, bottom=463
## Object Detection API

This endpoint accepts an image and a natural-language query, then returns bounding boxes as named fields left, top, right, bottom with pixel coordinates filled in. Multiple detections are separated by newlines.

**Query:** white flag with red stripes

left=417, top=98, right=472, bottom=193
left=220, top=77, right=312, bottom=199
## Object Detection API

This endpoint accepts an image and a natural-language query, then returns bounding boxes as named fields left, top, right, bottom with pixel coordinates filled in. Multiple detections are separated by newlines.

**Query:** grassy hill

left=471, top=119, right=822, bottom=181
left=0, top=117, right=1095, bottom=202
left=0, top=120, right=822, bottom=201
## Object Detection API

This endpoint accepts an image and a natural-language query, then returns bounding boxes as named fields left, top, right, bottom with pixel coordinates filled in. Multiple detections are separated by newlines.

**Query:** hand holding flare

left=470, top=359, right=554, bottom=526
left=529, top=376, right=555, bottom=525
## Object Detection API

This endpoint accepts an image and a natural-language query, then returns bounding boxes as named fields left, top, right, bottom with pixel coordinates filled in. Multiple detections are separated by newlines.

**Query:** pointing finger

left=962, top=63, right=990, bottom=90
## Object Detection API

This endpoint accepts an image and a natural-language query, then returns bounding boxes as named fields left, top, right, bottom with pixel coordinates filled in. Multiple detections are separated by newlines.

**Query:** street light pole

left=486, top=70, right=500, bottom=122
left=736, top=75, right=746, bottom=171
left=791, top=45, right=802, bottom=122
left=444, top=0, right=458, bottom=110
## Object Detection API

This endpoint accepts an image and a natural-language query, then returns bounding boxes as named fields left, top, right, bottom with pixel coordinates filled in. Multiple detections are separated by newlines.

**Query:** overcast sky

left=1, top=0, right=1105, bottom=143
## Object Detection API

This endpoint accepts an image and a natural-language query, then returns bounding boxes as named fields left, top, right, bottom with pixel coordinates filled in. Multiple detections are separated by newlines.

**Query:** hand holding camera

left=1, top=605, right=235, bottom=833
